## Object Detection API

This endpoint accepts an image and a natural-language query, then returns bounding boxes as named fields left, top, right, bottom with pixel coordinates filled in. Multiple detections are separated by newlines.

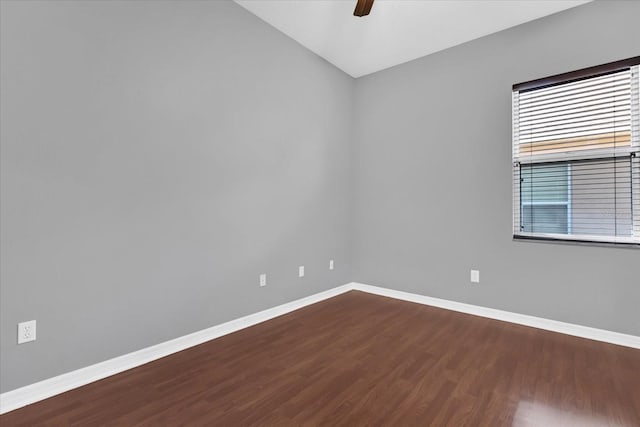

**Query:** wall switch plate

left=18, top=320, right=37, bottom=344
left=470, top=270, right=480, bottom=283
left=298, top=266, right=305, bottom=278
left=259, top=273, right=267, bottom=287
left=329, top=259, right=334, bottom=270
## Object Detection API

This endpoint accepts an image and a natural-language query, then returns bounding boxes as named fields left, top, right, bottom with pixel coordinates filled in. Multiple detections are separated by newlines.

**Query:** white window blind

left=513, top=58, right=640, bottom=246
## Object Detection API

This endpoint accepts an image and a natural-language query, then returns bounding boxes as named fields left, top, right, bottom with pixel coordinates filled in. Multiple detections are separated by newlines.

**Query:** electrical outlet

left=259, top=273, right=267, bottom=287
left=298, top=266, right=305, bottom=278
left=329, top=259, right=334, bottom=270
left=18, top=320, right=36, bottom=344
left=470, top=270, right=480, bottom=283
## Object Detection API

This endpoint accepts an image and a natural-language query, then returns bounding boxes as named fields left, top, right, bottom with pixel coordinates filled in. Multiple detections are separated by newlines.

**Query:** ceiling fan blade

left=353, top=0, right=374, bottom=17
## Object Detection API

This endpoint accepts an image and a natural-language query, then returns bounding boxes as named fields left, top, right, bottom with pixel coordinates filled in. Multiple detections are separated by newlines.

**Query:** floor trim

left=0, top=284, right=352, bottom=415
left=351, top=282, right=640, bottom=350
left=2, top=281, right=638, bottom=414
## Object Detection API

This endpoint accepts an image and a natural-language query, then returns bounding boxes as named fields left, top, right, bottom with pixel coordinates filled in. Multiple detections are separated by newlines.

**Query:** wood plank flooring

left=2, top=291, right=639, bottom=426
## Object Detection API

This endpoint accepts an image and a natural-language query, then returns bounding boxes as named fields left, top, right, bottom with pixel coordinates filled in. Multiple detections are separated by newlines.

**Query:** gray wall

left=0, top=0, right=353, bottom=392
left=352, top=0, right=640, bottom=336
left=2, top=0, right=639, bottom=396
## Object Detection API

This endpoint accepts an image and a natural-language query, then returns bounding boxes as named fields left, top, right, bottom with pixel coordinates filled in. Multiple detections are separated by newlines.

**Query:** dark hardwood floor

left=2, top=291, right=639, bottom=426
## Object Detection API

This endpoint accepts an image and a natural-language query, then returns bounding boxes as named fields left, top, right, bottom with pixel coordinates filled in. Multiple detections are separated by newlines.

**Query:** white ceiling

left=235, top=0, right=591, bottom=78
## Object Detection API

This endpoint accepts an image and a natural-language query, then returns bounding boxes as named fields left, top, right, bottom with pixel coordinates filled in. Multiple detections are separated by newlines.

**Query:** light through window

left=513, top=58, right=640, bottom=246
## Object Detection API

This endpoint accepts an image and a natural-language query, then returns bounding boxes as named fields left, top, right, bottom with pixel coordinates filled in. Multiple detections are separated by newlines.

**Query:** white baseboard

left=0, top=284, right=352, bottom=415
left=351, top=282, right=640, bottom=350
left=2, top=281, right=638, bottom=415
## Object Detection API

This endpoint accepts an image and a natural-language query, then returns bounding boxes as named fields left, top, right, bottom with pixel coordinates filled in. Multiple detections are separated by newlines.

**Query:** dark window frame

left=513, top=56, right=640, bottom=93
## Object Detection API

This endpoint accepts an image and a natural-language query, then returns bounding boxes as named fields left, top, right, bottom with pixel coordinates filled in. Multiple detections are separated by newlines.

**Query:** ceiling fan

left=354, top=0, right=374, bottom=17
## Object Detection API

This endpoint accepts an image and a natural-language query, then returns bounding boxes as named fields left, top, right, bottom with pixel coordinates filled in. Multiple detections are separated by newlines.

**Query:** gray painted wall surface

left=352, top=0, right=640, bottom=336
left=0, top=1, right=353, bottom=392
left=2, top=0, right=639, bottom=395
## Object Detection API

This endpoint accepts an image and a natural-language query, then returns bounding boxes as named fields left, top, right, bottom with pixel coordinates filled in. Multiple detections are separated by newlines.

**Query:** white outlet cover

left=470, top=270, right=480, bottom=283
left=298, top=266, right=305, bottom=278
left=329, top=260, right=334, bottom=270
left=259, top=273, right=267, bottom=287
left=18, top=320, right=37, bottom=344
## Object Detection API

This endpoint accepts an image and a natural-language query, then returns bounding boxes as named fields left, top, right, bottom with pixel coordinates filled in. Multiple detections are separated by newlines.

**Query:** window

left=521, top=163, right=569, bottom=234
left=513, top=57, right=640, bottom=246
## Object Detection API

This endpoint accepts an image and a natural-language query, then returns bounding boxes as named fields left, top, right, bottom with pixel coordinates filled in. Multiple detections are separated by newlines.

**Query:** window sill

left=513, top=234, right=640, bottom=249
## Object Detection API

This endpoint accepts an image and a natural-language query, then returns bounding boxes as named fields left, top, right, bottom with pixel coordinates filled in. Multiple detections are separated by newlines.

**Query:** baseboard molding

left=351, top=282, right=640, bottom=350
left=3, top=281, right=638, bottom=415
left=0, top=284, right=353, bottom=415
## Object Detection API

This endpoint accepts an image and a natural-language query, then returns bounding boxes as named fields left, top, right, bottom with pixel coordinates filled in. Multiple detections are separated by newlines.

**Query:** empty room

left=1, top=0, right=639, bottom=425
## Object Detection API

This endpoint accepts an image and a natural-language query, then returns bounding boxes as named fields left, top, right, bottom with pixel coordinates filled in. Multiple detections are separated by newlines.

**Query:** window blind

left=513, top=58, right=640, bottom=246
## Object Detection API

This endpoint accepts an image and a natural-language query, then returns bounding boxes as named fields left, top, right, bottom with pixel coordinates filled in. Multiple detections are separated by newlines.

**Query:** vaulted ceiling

left=235, top=0, right=591, bottom=78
